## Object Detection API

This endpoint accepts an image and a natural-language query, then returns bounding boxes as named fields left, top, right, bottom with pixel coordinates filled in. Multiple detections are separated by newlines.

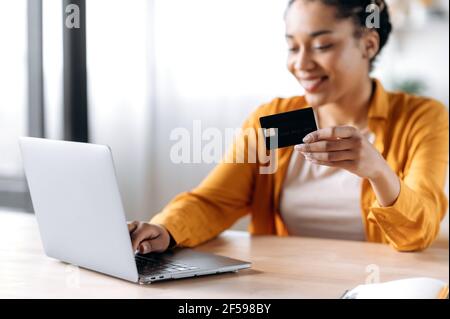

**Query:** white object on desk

left=343, top=277, right=449, bottom=299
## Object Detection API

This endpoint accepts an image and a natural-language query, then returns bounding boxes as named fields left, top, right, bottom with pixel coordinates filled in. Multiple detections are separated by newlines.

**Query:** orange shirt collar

left=368, top=78, right=390, bottom=120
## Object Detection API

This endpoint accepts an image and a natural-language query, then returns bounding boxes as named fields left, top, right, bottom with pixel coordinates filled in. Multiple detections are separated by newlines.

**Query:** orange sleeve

left=368, top=100, right=449, bottom=251
left=150, top=109, right=262, bottom=247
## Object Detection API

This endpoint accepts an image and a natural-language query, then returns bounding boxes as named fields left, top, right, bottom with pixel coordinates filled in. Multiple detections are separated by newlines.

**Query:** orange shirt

left=151, top=79, right=449, bottom=251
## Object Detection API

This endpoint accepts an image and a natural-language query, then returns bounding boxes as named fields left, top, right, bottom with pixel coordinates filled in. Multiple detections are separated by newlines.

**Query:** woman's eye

left=288, top=47, right=299, bottom=53
left=314, top=44, right=334, bottom=51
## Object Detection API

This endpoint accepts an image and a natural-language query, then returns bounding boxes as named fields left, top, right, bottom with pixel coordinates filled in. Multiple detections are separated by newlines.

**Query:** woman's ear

left=362, top=30, right=380, bottom=60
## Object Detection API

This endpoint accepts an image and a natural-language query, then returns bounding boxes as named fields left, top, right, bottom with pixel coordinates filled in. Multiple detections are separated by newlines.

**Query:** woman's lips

left=299, top=76, right=328, bottom=93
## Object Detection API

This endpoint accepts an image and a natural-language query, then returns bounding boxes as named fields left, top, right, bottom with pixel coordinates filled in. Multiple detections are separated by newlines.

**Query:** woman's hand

left=295, top=126, right=383, bottom=179
left=295, top=126, right=401, bottom=207
left=127, top=221, right=171, bottom=254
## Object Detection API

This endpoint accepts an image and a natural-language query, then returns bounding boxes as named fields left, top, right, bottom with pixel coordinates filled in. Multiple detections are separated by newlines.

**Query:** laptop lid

left=19, top=137, right=139, bottom=282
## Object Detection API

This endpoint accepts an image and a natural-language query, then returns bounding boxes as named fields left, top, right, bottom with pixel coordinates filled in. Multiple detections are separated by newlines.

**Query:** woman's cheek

left=287, top=55, right=298, bottom=76
left=336, top=44, right=367, bottom=77
left=323, top=51, right=353, bottom=90
left=319, top=50, right=343, bottom=77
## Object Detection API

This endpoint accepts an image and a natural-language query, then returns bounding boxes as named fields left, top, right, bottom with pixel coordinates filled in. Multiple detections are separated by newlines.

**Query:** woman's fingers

left=130, top=223, right=160, bottom=252
left=307, top=159, right=354, bottom=170
left=138, top=240, right=152, bottom=254
left=127, top=222, right=171, bottom=253
left=303, top=150, right=357, bottom=162
left=138, top=236, right=169, bottom=254
left=127, top=221, right=139, bottom=233
left=303, top=126, right=358, bottom=143
left=295, top=136, right=361, bottom=153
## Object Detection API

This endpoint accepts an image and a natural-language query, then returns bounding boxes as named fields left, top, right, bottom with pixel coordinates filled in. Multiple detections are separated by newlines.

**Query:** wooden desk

left=0, top=211, right=448, bottom=298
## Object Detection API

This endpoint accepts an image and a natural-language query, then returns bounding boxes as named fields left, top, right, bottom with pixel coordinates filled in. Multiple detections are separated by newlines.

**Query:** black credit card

left=259, top=107, right=318, bottom=150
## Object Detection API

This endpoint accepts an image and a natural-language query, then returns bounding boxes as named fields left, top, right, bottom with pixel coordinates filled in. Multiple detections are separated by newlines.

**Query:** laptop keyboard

left=135, top=255, right=200, bottom=277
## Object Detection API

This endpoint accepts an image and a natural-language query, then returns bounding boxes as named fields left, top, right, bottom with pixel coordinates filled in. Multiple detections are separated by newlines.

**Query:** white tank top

left=280, top=131, right=375, bottom=241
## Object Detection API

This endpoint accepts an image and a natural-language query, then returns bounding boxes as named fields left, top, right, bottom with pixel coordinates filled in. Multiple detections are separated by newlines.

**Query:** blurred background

left=0, top=0, right=448, bottom=239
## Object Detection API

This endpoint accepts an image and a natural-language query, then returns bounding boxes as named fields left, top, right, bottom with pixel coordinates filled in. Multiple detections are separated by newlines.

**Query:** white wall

left=374, top=20, right=449, bottom=107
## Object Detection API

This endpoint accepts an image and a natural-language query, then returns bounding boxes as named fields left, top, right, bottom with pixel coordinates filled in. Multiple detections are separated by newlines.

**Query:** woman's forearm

left=368, top=161, right=401, bottom=207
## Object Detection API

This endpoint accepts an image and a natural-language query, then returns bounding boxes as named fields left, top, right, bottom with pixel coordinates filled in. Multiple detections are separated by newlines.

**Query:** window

left=0, top=0, right=28, bottom=178
left=0, top=0, right=44, bottom=211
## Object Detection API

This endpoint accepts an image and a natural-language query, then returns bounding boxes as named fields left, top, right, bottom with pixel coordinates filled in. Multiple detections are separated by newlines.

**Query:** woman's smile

left=298, top=75, right=329, bottom=93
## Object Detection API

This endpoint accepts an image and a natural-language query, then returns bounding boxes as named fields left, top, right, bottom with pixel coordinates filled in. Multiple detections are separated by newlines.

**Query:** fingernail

left=303, top=135, right=313, bottom=143
left=295, top=145, right=305, bottom=151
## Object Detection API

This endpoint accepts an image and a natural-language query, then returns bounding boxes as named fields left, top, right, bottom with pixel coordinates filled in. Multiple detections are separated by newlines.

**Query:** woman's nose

left=294, top=49, right=315, bottom=71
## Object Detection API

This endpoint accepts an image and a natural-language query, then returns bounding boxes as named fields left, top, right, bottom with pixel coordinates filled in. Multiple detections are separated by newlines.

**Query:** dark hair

left=286, top=0, right=393, bottom=70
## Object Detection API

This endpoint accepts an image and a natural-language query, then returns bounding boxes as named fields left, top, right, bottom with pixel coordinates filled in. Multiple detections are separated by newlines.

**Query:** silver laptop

left=19, top=137, right=251, bottom=284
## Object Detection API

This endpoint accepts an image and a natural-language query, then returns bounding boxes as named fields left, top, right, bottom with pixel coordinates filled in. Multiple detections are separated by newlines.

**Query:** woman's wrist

left=168, top=232, right=177, bottom=249
left=368, top=161, right=401, bottom=207
left=162, top=226, right=177, bottom=249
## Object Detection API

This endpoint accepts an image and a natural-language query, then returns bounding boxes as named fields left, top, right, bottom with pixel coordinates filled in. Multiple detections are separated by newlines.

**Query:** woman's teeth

left=301, top=76, right=328, bottom=92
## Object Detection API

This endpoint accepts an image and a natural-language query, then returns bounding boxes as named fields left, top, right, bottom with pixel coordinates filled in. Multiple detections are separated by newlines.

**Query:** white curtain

left=87, top=0, right=152, bottom=221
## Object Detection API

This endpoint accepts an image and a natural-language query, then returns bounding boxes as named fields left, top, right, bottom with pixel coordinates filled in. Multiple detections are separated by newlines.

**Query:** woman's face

left=285, top=0, right=376, bottom=107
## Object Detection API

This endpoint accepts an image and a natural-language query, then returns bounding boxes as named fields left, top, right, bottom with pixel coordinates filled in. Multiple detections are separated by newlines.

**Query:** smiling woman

left=285, top=0, right=391, bottom=109
left=128, top=0, right=449, bottom=253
